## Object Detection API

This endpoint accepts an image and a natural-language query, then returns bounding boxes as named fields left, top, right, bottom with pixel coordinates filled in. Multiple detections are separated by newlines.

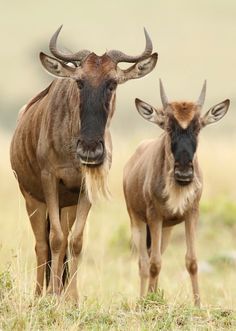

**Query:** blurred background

left=0, top=0, right=236, bottom=309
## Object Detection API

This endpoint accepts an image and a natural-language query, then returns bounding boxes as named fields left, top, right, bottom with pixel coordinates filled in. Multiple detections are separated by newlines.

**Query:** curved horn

left=49, top=25, right=91, bottom=62
left=159, top=79, right=169, bottom=109
left=197, top=80, right=207, bottom=108
left=107, top=28, right=153, bottom=63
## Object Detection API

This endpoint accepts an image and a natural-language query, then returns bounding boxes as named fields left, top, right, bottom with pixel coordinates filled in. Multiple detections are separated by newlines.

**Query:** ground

left=0, top=132, right=236, bottom=330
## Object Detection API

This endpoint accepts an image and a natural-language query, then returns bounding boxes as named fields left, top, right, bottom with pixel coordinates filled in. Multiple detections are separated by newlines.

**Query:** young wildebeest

left=123, top=80, right=229, bottom=306
left=10, top=26, right=157, bottom=303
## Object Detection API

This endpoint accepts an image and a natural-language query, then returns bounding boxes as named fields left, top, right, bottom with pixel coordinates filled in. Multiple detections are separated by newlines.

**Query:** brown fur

left=170, top=101, right=199, bottom=128
left=123, top=102, right=202, bottom=306
left=82, top=54, right=118, bottom=86
left=10, top=46, right=157, bottom=304
left=10, top=55, right=118, bottom=303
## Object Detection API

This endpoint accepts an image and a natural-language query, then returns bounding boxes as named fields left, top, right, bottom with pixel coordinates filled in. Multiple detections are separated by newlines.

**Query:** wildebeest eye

left=106, top=80, right=117, bottom=93
left=77, top=80, right=84, bottom=90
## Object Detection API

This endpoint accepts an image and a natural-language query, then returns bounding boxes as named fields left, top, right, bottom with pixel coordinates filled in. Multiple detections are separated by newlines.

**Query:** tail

left=146, top=224, right=151, bottom=252
left=45, top=213, right=70, bottom=290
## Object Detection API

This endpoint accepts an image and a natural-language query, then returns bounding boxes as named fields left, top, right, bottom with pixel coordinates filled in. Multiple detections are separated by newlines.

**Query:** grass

left=0, top=131, right=236, bottom=330
left=1, top=273, right=236, bottom=330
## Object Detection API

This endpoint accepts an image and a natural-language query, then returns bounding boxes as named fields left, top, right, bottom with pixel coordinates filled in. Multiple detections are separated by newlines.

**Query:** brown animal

left=123, top=80, right=229, bottom=306
left=10, top=26, right=157, bottom=303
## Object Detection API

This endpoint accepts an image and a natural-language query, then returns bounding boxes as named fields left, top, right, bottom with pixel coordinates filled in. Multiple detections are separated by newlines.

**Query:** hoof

left=64, top=290, right=79, bottom=306
left=46, top=285, right=61, bottom=296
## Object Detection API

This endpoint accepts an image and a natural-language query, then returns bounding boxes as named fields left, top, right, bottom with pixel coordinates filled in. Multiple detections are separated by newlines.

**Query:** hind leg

left=161, top=227, right=172, bottom=254
left=131, top=217, right=150, bottom=297
left=24, top=191, right=48, bottom=295
left=57, top=205, right=76, bottom=292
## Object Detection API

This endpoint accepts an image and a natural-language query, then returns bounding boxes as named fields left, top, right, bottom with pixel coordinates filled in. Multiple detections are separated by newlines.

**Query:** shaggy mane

left=163, top=168, right=202, bottom=215
left=82, top=155, right=111, bottom=203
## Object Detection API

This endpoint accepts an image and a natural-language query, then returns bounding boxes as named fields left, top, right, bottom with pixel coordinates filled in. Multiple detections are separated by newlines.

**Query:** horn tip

left=143, top=27, right=151, bottom=41
left=55, top=25, right=63, bottom=35
left=202, top=79, right=207, bottom=91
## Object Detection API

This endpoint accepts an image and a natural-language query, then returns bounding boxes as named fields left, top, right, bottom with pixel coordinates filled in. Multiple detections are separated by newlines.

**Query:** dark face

left=168, top=116, right=200, bottom=185
left=76, top=76, right=117, bottom=166
left=75, top=54, right=118, bottom=167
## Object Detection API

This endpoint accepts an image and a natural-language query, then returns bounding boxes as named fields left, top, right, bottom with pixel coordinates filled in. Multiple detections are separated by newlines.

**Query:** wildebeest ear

left=117, top=53, right=158, bottom=84
left=39, top=52, right=76, bottom=78
left=201, top=99, right=230, bottom=127
left=135, top=98, right=165, bottom=129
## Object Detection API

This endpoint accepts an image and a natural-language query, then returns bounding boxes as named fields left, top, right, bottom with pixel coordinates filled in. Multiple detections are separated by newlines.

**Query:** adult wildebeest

left=123, top=80, right=229, bottom=306
left=10, top=26, right=157, bottom=303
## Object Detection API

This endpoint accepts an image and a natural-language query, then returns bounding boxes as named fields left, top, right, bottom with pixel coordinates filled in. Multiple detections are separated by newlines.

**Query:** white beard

left=82, top=154, right=111, bottom=204
left=163, top=168, right=202, bottom=215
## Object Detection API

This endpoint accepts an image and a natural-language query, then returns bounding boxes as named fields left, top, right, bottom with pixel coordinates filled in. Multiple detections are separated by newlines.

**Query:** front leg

left=185, top=211, right=200, bottom=307
left=41, top=170, right=63, bottom=295
left=66, top=194, right=91, bottom=304
left=57, top=205, right=77, bottom=293
left=147, top=205, right=163, bottom=292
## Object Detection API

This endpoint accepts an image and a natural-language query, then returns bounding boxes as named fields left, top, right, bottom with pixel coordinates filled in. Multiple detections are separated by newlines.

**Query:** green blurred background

left=0, top=0, right=236, bottom=318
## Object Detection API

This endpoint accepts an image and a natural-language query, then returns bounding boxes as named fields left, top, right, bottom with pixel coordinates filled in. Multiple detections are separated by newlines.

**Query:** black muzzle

left=77, top=139, right=105, bottom=167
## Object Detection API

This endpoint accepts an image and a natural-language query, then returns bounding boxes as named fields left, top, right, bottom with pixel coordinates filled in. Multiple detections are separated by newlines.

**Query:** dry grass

left=0, top=130, right=236, bottom=330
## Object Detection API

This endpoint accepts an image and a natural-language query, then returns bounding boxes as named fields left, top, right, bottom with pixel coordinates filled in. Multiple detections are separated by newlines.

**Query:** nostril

left=92, top=141, right=104, bottom=160
left=96, top=141, right=104, bottom=153
left=76, top=139, right=105, bottom=163
left=77, top=141, right=87, bottom=158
